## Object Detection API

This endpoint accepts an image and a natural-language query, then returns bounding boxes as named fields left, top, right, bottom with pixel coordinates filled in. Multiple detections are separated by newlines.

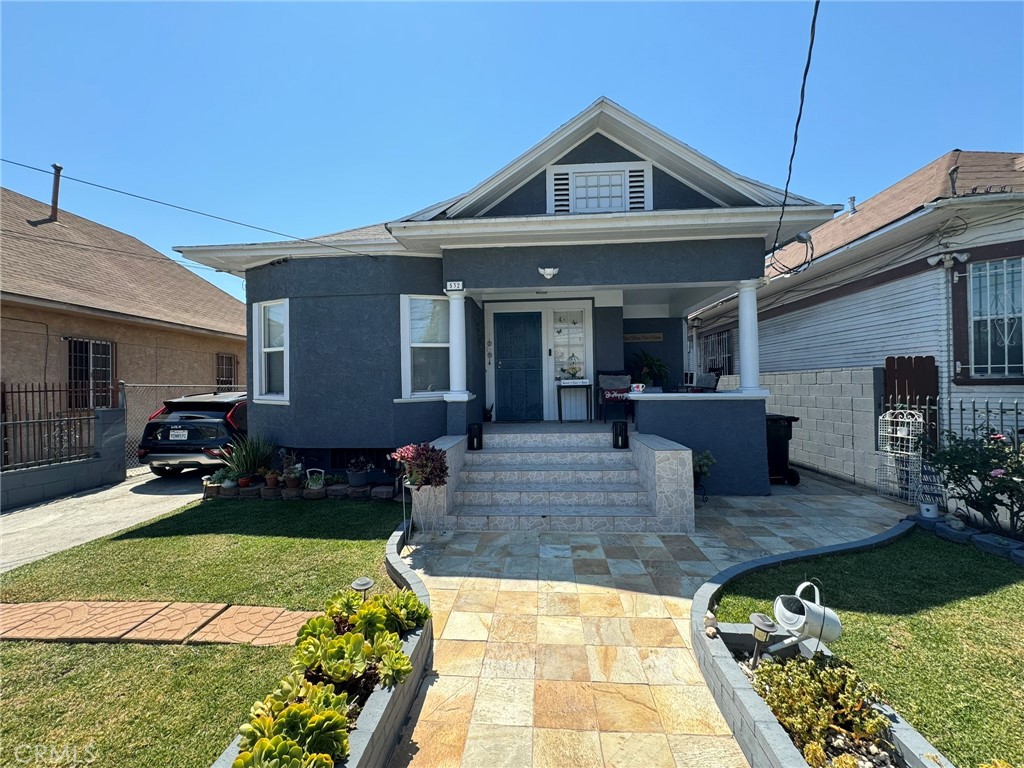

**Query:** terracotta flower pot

left=266, top=475, right=280, bottom=488
left=285, top=477, right=300, bottom=489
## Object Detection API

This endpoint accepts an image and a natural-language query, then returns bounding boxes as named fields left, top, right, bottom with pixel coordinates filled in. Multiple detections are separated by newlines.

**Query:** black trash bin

left=766, top=413, right=800, bottom=485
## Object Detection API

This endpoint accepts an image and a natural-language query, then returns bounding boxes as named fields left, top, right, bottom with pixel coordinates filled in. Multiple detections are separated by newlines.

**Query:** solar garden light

left=351, top=576, right=375, bottom=602
left=768, top=581, right=842, bottom=655
left=749, top=613, right=777, bottom=669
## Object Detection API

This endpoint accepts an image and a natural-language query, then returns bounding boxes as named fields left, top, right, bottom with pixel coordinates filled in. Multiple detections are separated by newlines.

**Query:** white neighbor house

left=690, top=150, right=1024, bottom=488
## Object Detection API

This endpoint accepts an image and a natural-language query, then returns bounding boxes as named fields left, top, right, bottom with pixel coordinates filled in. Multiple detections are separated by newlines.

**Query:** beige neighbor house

left=1, top=185, right=246, bottom=482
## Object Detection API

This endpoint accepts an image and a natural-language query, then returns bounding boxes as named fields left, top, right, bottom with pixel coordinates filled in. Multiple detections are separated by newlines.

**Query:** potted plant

left=263, top=467, right=281, bottom=488
left=391, top=442, right=449, bottom=533
left=630, top=350, right=671, bottom=392
left=220, top=469, right=240, bottom=497
left=692, top=449, right=716, bottom=487
left=303, top=468, right=327, bottom=500
left=225, top=433, right=277, bottom=482
left=347, top=456, right=372, bottom=488
left=280, top=450, right=303, bottom=488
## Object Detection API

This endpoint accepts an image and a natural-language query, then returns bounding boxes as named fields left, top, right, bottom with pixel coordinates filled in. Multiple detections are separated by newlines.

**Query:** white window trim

left=967, top=256, right=1024, bottom=378
left=546, top=161, right=652, bottom=215
left=252, top=299, right=290, bottom=404
left=399, top=294, right=451, bottom=399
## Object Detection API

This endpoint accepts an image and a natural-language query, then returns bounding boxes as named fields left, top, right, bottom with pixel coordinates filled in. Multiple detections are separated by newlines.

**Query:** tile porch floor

left=388, top=470, right=907, bottom=768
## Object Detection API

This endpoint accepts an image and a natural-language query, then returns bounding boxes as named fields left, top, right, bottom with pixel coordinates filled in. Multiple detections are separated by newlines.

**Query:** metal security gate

left=123, top=383, right=223, bottom=469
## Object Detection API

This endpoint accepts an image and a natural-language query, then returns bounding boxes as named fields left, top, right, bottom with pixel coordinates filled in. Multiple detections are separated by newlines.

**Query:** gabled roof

left=405, top=97, right=824, bottom=221
left=766, top=150, right=1024, bottom=276
left=1, top=187, right=245, bottom=337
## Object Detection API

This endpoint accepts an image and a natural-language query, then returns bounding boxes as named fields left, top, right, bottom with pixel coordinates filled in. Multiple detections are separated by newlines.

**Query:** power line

left=768, top=0, right=822, bottom=275
left=1, top=158, right=380, bottom=261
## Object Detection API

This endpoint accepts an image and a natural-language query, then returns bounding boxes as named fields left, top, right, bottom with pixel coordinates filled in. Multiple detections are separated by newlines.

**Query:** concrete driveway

left=0, top=469, right=205, bottom=573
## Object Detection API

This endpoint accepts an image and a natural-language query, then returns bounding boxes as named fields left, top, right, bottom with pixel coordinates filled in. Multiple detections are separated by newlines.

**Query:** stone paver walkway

left=0, top=600, right=316, bottom=646
left=389, top=471, right=906, bottom=768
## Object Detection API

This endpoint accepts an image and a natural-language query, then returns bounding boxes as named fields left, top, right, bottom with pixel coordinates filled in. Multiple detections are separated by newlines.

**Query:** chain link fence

left=123, top=383, right=224, bottom=471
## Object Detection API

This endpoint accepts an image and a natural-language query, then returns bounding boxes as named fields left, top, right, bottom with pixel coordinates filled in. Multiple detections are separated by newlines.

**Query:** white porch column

left=447, top=290, right=467, bottom=393
left=738, top=279, right=761, bottom=391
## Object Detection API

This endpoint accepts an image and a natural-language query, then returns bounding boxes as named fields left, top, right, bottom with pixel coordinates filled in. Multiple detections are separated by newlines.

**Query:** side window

left=253, top=300, right=289, bottom=401
left=400, top=295, right=450, bottom=397
left=67, top=338, right=116, bottom=408
left=969, top=257, right=1023, bottom=377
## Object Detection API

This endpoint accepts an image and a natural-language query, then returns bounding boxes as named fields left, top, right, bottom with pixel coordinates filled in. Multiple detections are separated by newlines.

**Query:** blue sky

left=2, top=2, right=1021, bottom=303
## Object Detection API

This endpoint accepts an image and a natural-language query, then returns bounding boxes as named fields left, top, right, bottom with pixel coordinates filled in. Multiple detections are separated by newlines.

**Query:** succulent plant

left=351, top=602, right=387, bottom=640
left=296, top=616, right=337, bottom=645
left=379, top=590, right=431, bottom=633
left=324, top=590, right=362, bottom=620
left=232, top=735, right=306, bottom=768
left=238, top=714, right=276, bottom=752
left=320, top=633, right=370, bottom=683
left=377, top=650, right=414, bottom=689
left=301, top=711, right=349, bottom=760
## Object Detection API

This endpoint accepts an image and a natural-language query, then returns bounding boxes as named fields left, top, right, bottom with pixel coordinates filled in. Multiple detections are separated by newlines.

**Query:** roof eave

left=389, top=205, right=841, bottom=254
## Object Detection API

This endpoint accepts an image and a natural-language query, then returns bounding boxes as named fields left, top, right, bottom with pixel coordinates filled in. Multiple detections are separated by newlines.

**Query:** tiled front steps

left=450, top=430, right=691, bottom=533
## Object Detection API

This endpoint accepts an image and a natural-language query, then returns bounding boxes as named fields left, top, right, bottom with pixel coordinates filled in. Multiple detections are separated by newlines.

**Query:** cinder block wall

left=1, top=406, right=126, bottom=510
left=719, top=367, right=883, bottom=487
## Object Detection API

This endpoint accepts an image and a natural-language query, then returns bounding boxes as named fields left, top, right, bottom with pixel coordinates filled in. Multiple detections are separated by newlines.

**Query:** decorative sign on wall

left=624, top=333, right=663, bottom=343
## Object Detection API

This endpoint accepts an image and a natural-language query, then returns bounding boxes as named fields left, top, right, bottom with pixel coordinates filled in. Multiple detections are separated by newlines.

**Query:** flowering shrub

left=390, top=442, right=448, bottom=489
left=925, top=428, right=1024, bottom=539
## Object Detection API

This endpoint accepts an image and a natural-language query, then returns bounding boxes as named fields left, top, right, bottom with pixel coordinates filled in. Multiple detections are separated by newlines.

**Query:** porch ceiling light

left=538, top=267, right=559, bottom=279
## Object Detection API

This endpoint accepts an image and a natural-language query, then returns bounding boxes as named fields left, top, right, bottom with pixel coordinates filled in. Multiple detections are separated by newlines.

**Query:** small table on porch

left=557, top=379, right=593, bottom=423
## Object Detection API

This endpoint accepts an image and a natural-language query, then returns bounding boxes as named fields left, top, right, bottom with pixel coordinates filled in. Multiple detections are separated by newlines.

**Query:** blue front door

left=494, top=312, right=544, bottom=421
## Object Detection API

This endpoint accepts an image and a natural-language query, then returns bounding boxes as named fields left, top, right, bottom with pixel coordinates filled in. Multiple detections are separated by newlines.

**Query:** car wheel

left=150, top=467, right=184, bottom=478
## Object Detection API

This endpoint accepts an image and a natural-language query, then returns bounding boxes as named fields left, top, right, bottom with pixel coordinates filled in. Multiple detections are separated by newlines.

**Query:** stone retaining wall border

left=689, top=519, right=955, bottom=768
left=212, top=519, right=432, bottom=768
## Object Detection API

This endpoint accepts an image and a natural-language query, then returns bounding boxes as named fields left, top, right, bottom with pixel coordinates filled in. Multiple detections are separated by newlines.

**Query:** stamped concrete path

left=0, top=601, right=316, bottom=646
left=389, top=472, right=906, bottom=768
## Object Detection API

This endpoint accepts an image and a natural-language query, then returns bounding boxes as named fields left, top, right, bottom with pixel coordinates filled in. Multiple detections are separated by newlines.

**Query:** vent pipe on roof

left=50, top=163, right=63, bottom=222
left=847, top=196, right=857, bottom=216
left=948, top=165, right=959, bottom=197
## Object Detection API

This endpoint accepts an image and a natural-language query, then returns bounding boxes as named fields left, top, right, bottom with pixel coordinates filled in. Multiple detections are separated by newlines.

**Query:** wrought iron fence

left=123, top=383, right=224, bottom=469
left=880, top=395, right=1023, bottom=445
left=0, top=382, right=108, bottom=470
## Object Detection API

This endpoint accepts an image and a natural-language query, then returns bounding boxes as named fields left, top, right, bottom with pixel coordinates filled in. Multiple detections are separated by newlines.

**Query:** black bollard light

left=468, top=423, right=483, bottom=451
left=612, top=420, right=629, bottom=449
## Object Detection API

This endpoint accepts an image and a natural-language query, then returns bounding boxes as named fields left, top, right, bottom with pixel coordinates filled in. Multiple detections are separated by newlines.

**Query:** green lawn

left=715, top=530, right=1024, bottom=768
left=1, top=641, right=290, bottom=768
left=1, top=498, right=405, bottom=609
left=0, top=497, right=405, bottom=766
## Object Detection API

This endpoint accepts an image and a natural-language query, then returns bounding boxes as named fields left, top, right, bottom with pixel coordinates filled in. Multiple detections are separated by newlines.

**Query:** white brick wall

left=719, top=366, right=882, bottom=486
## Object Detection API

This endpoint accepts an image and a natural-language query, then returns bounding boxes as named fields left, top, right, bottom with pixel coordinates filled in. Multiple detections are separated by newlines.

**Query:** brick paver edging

left=212, top=519, right=434, bottom=768
left=688, top=519, right=958, bottom=768
left=0, top=600, right=319, bottom=646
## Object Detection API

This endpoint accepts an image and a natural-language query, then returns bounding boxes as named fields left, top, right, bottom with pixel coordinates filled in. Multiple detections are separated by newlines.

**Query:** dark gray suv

left=137, top=391, right=247, bottom=477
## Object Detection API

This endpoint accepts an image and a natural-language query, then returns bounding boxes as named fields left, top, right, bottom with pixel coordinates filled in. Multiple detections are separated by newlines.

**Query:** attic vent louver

left=552, top=171, right=571, bottom=214
left=628, top=168, right=645, bottom=211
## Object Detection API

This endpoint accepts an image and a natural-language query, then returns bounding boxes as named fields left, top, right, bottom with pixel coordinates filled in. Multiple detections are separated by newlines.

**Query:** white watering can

left=770, top=581, right=842, bottom=650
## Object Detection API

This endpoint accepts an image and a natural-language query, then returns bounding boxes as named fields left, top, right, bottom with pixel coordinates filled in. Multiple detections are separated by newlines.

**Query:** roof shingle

left=1, top=188, right=245, bottom=337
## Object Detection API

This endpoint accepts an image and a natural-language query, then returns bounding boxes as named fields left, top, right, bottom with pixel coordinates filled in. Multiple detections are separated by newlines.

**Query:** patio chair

left=597, top=371, right=633, bottom=423
left=683, top=372, right=720, bottom=393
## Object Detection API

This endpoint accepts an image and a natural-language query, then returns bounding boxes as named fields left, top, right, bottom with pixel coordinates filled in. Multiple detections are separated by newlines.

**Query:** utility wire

left=0, top=230, right=224, bottom=273
left=1, top=158, right=380, bottom=261
left=767, top=0, right=822, bottom=275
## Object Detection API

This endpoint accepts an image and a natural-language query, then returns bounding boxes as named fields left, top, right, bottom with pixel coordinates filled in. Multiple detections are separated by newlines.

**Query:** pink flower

left=990, top=468, right=1007, bottom=477
left=990, top=433, right=1007, bottom=442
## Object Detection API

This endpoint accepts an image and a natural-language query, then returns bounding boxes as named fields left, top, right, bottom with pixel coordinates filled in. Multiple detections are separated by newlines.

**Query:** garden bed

left=211, top=521, right=433, bottom=768
left=706, top=527, right=1024, bottom=767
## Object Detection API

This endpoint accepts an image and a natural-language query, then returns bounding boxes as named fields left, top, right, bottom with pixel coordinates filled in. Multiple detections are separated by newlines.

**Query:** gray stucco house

left=178, top=98, right=838, bottom=499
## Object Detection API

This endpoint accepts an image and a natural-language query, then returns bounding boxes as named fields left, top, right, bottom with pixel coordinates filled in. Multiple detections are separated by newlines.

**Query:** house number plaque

left=445, top=280, right=464, bottom=291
